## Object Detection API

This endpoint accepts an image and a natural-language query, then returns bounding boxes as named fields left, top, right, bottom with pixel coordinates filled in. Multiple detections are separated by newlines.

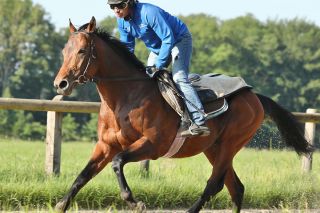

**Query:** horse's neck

left=95, top=42, right=156, bottom=111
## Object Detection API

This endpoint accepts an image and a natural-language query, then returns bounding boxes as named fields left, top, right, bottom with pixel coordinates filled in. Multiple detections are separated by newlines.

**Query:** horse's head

left=54, top=17, right=97, bottom=96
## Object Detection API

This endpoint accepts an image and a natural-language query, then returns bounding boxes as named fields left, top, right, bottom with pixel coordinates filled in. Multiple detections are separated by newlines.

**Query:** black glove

left=145, top=66, right=161, bottom=78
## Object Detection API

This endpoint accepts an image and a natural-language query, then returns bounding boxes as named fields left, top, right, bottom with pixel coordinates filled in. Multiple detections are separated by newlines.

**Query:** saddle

left=157, top=70, right=252, bottom=121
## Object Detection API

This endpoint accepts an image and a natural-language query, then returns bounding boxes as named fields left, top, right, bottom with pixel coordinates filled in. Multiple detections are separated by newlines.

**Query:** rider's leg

left=147, top=35, right=209, bottom=137
left=171, top=33, right=210, bottom=137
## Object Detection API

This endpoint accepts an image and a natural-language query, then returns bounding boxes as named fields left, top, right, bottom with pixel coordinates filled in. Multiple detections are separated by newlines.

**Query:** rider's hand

left=145, top=66, right=161, bottom=78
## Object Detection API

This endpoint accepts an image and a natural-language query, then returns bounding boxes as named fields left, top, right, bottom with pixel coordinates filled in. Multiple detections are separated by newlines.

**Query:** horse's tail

left=256, top=93, right=314, bottom=155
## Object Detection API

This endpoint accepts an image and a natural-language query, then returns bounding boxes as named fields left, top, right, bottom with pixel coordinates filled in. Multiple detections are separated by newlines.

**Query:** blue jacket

left=117, top=2, right=189, bottom=69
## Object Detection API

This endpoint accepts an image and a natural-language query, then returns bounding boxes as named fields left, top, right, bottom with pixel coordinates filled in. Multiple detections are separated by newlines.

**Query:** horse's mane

left=78, top=24, right=145, bottom=70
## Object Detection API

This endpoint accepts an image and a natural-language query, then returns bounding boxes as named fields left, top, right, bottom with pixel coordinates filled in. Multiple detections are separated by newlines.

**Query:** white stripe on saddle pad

left=162, top=126, right=186, bottom=158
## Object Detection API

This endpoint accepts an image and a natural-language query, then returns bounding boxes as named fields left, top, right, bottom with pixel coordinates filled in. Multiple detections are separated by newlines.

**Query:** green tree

left=0, top=0, right=66, bottom=136
left=181, top=14, right=221, bottom=74
left=0, top=0, right=64, bottom=99
left=81, top=113, right=99, bottom=142
left=62, top=113, right=80, bottom=141
left=11, top=111, right=45, bottom=140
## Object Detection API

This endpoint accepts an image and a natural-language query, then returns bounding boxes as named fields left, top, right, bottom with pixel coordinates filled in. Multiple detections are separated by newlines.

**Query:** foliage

left=81, top=113, right=99, bottom=142
left=11, top=111, right=45, bottom=140
left=62, top=113, right=80, bottom=142
left=0, top=110, right=45, bottom=140
left=0, top=0, right=64, bottom=99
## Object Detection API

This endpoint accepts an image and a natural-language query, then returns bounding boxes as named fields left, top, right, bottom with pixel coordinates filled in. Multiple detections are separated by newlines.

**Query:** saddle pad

left=190, top=73, right=252, bottom=100
left=157, top=71, right=251, bottom=118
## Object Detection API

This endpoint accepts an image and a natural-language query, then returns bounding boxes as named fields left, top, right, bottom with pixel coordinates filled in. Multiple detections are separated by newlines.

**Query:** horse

left=53, top=17, right=313, bottom=213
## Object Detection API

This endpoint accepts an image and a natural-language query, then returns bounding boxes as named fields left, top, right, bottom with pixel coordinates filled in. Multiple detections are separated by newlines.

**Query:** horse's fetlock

left=55, top=200, right=68, bottom=213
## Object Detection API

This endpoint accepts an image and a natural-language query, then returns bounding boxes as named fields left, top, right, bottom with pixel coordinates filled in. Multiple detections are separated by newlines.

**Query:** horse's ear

left=86, top=16, right=96, bottom=33
left=69, top=19, right=77, bottom=33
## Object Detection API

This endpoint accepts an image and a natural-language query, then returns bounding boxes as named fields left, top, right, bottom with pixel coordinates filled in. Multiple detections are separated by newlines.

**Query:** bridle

left=72, top=31, right=150, bottom=85
left=72, top=31, right=97, bottom=84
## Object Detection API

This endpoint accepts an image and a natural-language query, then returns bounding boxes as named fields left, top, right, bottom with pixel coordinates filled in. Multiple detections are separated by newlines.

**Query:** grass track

left=0, top=139, right=319, bottom=211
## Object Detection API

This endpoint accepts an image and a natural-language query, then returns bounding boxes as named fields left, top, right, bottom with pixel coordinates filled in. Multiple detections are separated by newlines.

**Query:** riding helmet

left=107, top=0, right=124, bottom=4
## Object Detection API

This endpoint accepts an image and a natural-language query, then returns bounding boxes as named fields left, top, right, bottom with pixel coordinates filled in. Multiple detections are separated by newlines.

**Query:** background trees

left=0, top=1, right=319, bottom=146
left=0, top=0, right=66, bottom=139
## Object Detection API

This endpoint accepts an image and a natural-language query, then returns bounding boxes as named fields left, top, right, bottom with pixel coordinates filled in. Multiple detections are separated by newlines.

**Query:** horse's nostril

left=58, top=80, right=69, bottom=90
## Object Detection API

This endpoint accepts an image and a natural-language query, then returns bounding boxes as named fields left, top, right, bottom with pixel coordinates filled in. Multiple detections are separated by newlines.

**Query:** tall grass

left=0, top=139, right=319, bottom=211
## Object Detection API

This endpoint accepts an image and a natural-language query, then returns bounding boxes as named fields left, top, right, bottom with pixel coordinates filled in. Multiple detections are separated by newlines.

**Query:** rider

left=107, top=0, right=210, bottom=137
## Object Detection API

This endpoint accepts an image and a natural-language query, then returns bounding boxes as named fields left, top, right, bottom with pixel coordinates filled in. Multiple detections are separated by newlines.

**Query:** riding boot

left=180, top=122, right=210, bottom=137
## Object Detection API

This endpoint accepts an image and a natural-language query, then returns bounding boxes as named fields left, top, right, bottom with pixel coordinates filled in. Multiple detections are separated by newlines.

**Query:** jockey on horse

left=108, top=0, right=210, bottom=137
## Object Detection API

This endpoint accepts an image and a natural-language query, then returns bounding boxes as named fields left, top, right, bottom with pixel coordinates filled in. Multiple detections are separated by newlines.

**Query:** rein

left=73, top=31, right=151, bottom=85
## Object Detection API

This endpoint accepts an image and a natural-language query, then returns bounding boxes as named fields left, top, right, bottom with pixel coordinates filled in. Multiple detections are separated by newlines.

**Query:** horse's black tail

left=256, top=93, right=314, bottom=155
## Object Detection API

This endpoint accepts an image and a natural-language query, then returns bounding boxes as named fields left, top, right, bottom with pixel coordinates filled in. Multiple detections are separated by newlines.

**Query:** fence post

left=301, top=108, right=317, bottom=172
left=45, top=95, right=64, bottom=176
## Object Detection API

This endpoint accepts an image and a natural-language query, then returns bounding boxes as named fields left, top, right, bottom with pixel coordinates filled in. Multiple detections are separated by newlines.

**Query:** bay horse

left=53, top=17, right=313, bottom=213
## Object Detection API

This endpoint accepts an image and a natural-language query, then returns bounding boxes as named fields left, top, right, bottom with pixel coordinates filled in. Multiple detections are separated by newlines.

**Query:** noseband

left=71, top=31, right=150, bottom=84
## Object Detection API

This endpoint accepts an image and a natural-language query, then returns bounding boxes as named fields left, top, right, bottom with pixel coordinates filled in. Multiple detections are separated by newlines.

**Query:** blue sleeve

left=118, top=24, right=135, bottom=53
left=146, top=9, right=174, bottom=69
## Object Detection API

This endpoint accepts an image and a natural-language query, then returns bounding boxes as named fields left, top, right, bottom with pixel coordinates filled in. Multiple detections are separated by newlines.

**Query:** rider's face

left=110, top=1, right=130, bottom=18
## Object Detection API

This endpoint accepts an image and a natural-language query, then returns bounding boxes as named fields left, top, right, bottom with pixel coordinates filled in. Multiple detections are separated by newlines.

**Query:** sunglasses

left=109, top=1, right=129, bottom=10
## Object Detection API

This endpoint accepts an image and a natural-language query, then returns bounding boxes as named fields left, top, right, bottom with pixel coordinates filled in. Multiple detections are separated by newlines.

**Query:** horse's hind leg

left=224, top=167, right=244, bottom=213
left=112, top=137, right=154, bottom=211
left=55, top=141, right=116, bottom=213
left=187, top=145, right=232, bottom=213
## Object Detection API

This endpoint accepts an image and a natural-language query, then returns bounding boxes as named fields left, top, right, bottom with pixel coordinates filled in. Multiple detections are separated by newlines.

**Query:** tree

left=0, top=0, right=64, bottom=99
left=0, top=0, right=66, bottom=130
left=62, top=113, right=80, bottom=142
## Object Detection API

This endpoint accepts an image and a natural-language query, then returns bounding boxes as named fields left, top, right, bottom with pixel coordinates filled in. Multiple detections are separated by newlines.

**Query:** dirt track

left=73, top=210, right=319, bottom=213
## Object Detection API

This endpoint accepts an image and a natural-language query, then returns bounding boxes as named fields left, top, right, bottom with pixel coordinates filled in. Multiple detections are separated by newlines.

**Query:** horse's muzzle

left=54, top=79, right=73, bottom=96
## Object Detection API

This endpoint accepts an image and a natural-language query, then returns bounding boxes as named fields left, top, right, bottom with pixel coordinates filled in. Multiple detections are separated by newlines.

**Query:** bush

left=11, top=111, right=46, bottom=140
left=81, top=113, right=98, bottom=142
left=62, top=113, right=80, bottom=141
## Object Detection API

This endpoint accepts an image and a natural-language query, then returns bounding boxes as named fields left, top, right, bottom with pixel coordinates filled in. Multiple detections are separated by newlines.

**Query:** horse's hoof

left=55, top=201, right=67, bottom=213
left=135, top=201, right=146, bottom=212
left=126, top=200, right=146, bottom=213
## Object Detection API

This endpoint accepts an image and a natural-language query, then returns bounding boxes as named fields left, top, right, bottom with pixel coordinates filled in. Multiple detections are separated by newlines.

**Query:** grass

left=0, top=138, right=319, bottom=211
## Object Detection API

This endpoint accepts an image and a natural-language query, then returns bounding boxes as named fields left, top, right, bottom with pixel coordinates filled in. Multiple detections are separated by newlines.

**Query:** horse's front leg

left=55, top=141, right=116, bottom=213
left=112, top=137, right=154, bottom=212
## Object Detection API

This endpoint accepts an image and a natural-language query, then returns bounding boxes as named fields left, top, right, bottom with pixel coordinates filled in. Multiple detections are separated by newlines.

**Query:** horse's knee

left=79, top=160, right=97, bottom=179
left=112, top=153, right=124, bottom=174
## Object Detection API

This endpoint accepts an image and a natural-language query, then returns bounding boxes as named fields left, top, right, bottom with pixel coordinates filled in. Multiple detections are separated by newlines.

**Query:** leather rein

left=73, top=31, right=150, bottom=85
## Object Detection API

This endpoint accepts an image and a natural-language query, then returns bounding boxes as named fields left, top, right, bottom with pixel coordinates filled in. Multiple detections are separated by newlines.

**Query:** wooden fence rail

left=0, top=96, right=100, bottom=113
left=0, top=97, right=318, bottom=175
left=0, top=97, right=319, bottom=122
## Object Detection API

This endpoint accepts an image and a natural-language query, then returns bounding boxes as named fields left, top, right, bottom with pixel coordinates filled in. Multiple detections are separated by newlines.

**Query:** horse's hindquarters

left=215, top=90, right=264, bottom=152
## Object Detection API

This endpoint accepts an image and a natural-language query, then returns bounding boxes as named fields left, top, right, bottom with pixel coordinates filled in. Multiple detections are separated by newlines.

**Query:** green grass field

left=0, top=139, right=319, bottom=211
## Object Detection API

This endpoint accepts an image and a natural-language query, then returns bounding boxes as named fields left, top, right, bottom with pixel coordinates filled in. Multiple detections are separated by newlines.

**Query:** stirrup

left=180, top=123, right=210, bottom=137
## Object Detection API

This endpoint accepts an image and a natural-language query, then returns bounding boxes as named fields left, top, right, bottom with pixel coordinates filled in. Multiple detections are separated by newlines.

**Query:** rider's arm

left=118, top=20, right=135, bottom=53
left=145, top=8, right=174, bottom=69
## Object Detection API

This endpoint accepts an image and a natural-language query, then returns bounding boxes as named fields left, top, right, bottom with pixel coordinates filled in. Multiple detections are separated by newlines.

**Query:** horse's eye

left=78, top=48, right=86, bottom=54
